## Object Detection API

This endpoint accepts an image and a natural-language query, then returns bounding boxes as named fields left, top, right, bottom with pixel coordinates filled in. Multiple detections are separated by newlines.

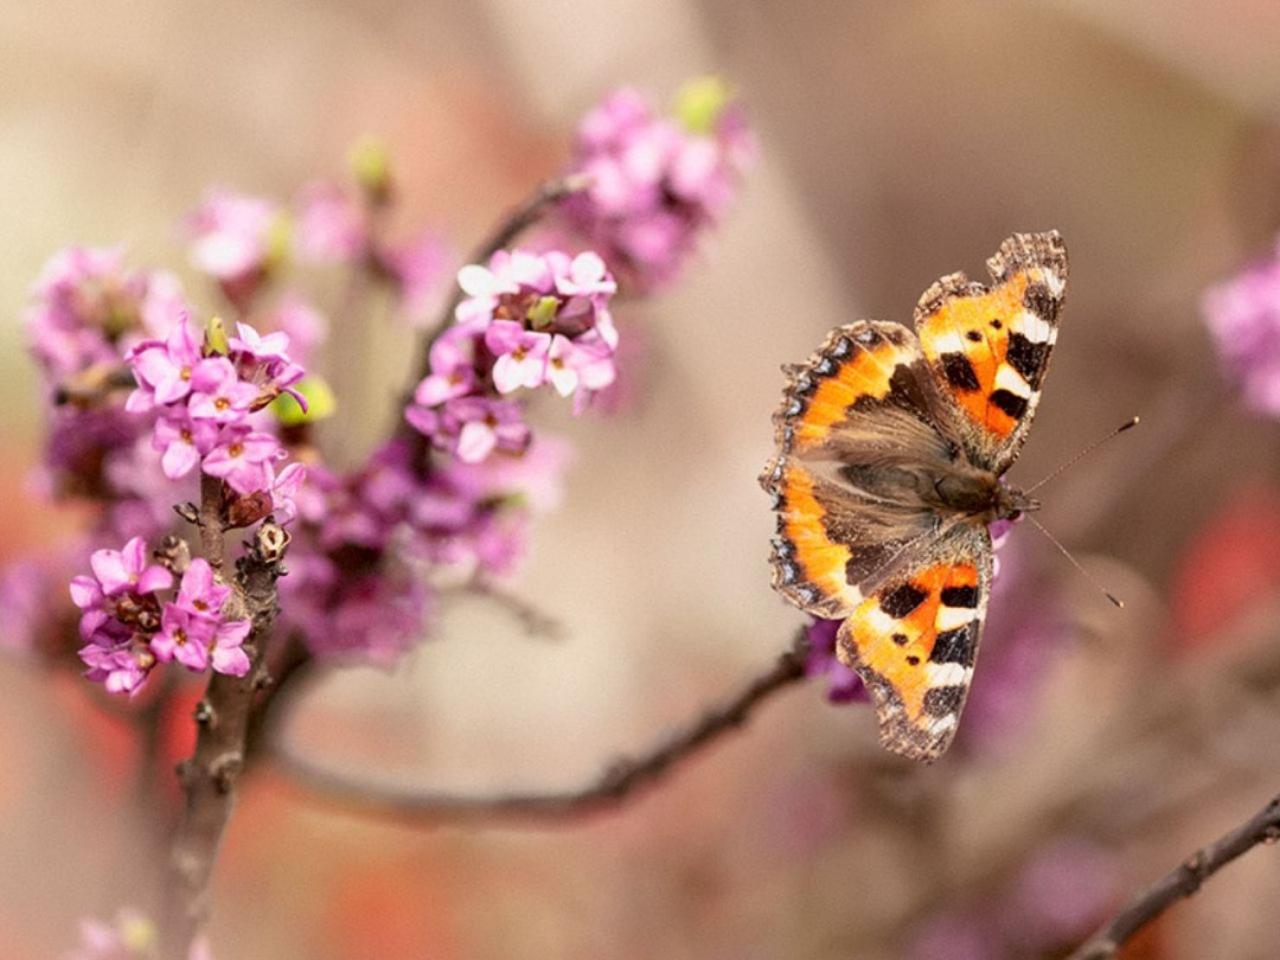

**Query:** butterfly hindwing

left=914, top=231, right=1067, bottom=473
left=761, top=455, right=938, bottom=619
left=835, top=523, right=993, bottom=763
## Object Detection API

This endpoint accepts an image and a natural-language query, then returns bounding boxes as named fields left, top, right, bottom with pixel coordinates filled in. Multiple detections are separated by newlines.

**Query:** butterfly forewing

left=914, top=231, right=1067, bottom=473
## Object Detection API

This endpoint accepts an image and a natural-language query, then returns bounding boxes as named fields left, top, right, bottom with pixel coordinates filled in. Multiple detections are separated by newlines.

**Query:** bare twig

left=272, top=628, right=809, bottom=826
left=445, top=579, right=566, bottom=641
left=159, top=476, right=289, bottom=959
left=1067, top=790, right=1280, bottom=959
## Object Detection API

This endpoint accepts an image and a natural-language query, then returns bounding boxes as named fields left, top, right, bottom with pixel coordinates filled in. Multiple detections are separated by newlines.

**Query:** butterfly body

left=760, top=232, right=1067, bottom=762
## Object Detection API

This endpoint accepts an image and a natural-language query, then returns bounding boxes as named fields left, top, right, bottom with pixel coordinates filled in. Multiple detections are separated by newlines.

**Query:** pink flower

left=201, top=428, right=282, bottom=495
left=486, top=321, right=551, bottom=393
left=405, top=396, right=531, bottom=464
left=174, top=558, right=231, bottom=618
left=210, top=618, right=252, bottom=676
left=86, top=536, right=173, bottom=599
left=384, top=229, right=449, bottom=320
left=804, top=618, right=868, bottom=705
left=268, top=461, right=307, bottom=525
left=229, top=321, right=306, bottom=401
left=546, top=334, right=616, bottom=399
left=296, top=181, right=366, bottom=262
left=126, top=317, right=203, bottom=411
left=412, top=318, right=485, bottom=406
left=79, top=641, right=153, bottom=696
left=228, top=321, right=291, bottom=366
left=186, top=189, right=282, bottom=281
left=153, top=411, right=219, bottom=479
left=187, top=357, right=260, bottom=424
left=152, top=604, right=216, bottom=671
left=554, top=250, right=617, bottom=298
left=1203, top=244, right=1280, bottom=416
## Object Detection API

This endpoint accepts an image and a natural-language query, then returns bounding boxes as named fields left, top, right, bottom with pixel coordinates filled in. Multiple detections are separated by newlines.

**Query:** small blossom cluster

left=24, top=247, right=189, bottom=510
left=7, top=80, right=751, bottom=678
left=1202, top=241, right=1280, bottom=416
left=196, top=170, right=448, bottom=325
left=126, top=318, right=305, bottom=498
left=405, top=249, right=618, bottom=461
left=71, top=537, right=251, bottom=694
left=559, top=78, right=755, bottom=292
left=278, top=435, right=566, bottom=662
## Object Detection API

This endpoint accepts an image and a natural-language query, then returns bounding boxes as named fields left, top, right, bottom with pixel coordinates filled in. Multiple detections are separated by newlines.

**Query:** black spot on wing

left=923, top=685, right=966, bottom=717
left=990, top=389, right=1028, bottom=420
left=1006, top=333, right=1050, bottom=389
left=941, top=353, right=980, bottom=392
left=880, top=582, right=927, bottom=618
left=1023, top=283, right=1060, bottom=321
left=939, top=585, right=978, bottom=608
left=929, top=626, right=975, bottom=666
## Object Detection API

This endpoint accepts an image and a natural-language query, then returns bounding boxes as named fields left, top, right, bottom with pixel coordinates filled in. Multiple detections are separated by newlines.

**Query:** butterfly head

left=992, top=483, right=1040, bottom=522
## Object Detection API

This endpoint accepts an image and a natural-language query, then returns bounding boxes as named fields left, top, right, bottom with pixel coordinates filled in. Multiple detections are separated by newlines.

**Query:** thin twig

left=158, top=478, right=288, bottom=959
left=444, top=579, right=566, bottom=641
left=1067, top=790, right=1280, bottom=959
left=272, top=628, right=809, bottom=826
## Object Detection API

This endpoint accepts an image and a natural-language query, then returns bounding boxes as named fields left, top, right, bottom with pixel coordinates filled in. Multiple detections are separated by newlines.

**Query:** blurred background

left=4, top=1, right=1280, bottom=957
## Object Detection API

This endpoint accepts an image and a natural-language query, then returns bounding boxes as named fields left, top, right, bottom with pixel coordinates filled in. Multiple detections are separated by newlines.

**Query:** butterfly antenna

left=1022, top=416, right=1139, bottom=495
left=1024, top=513, right=1124, bottom=608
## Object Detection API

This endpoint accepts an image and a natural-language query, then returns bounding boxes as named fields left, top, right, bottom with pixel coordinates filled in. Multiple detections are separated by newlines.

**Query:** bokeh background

left=4, top=1, right=1280, bottom=957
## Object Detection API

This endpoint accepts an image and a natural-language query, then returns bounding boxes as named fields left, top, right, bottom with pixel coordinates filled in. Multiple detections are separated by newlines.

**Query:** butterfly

left=760, top=231, right=1067, bottom=762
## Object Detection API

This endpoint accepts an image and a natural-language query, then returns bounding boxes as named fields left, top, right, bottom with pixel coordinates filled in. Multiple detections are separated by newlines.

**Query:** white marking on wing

left=935, top=606, right=977, bottom=631
left=926, top=662, right=971, bottom=686
left=994, top=365, right=1032, bottom=398
left=1012, top=310, right=1053, bottom=344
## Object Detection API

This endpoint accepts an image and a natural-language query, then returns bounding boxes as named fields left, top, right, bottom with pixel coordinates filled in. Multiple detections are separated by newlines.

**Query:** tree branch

left=272, top=628, right=809, bottom=826
left=1067, top=790, right=1280, bottom=959
left=159, top=482, right=289, bottom=960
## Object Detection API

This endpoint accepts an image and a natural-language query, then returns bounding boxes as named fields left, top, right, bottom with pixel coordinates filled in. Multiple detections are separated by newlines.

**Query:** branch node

left=211, top=754, right=243, bottom=794
left=194, top=700, right=216, bottom=728
left=1184, top=849, right=1209, bottom=890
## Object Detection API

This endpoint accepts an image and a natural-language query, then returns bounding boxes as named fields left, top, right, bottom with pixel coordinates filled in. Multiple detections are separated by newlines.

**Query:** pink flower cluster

left=405, top=249, right=618, bottom=462
left=278, top=435, right=566, bottom=662
left=126, top=318, right=306, bottom=498
left=24, top=248, right=189, bottom=510
left=71, top=537, right=251, bottom=694
left=1202, top=242, right=1280, bottom=416
left=186, top=189, right=284, bottom=284
left=560, top=82, right=754, bottom=292
left=27, top=247, right=184, bottom=383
